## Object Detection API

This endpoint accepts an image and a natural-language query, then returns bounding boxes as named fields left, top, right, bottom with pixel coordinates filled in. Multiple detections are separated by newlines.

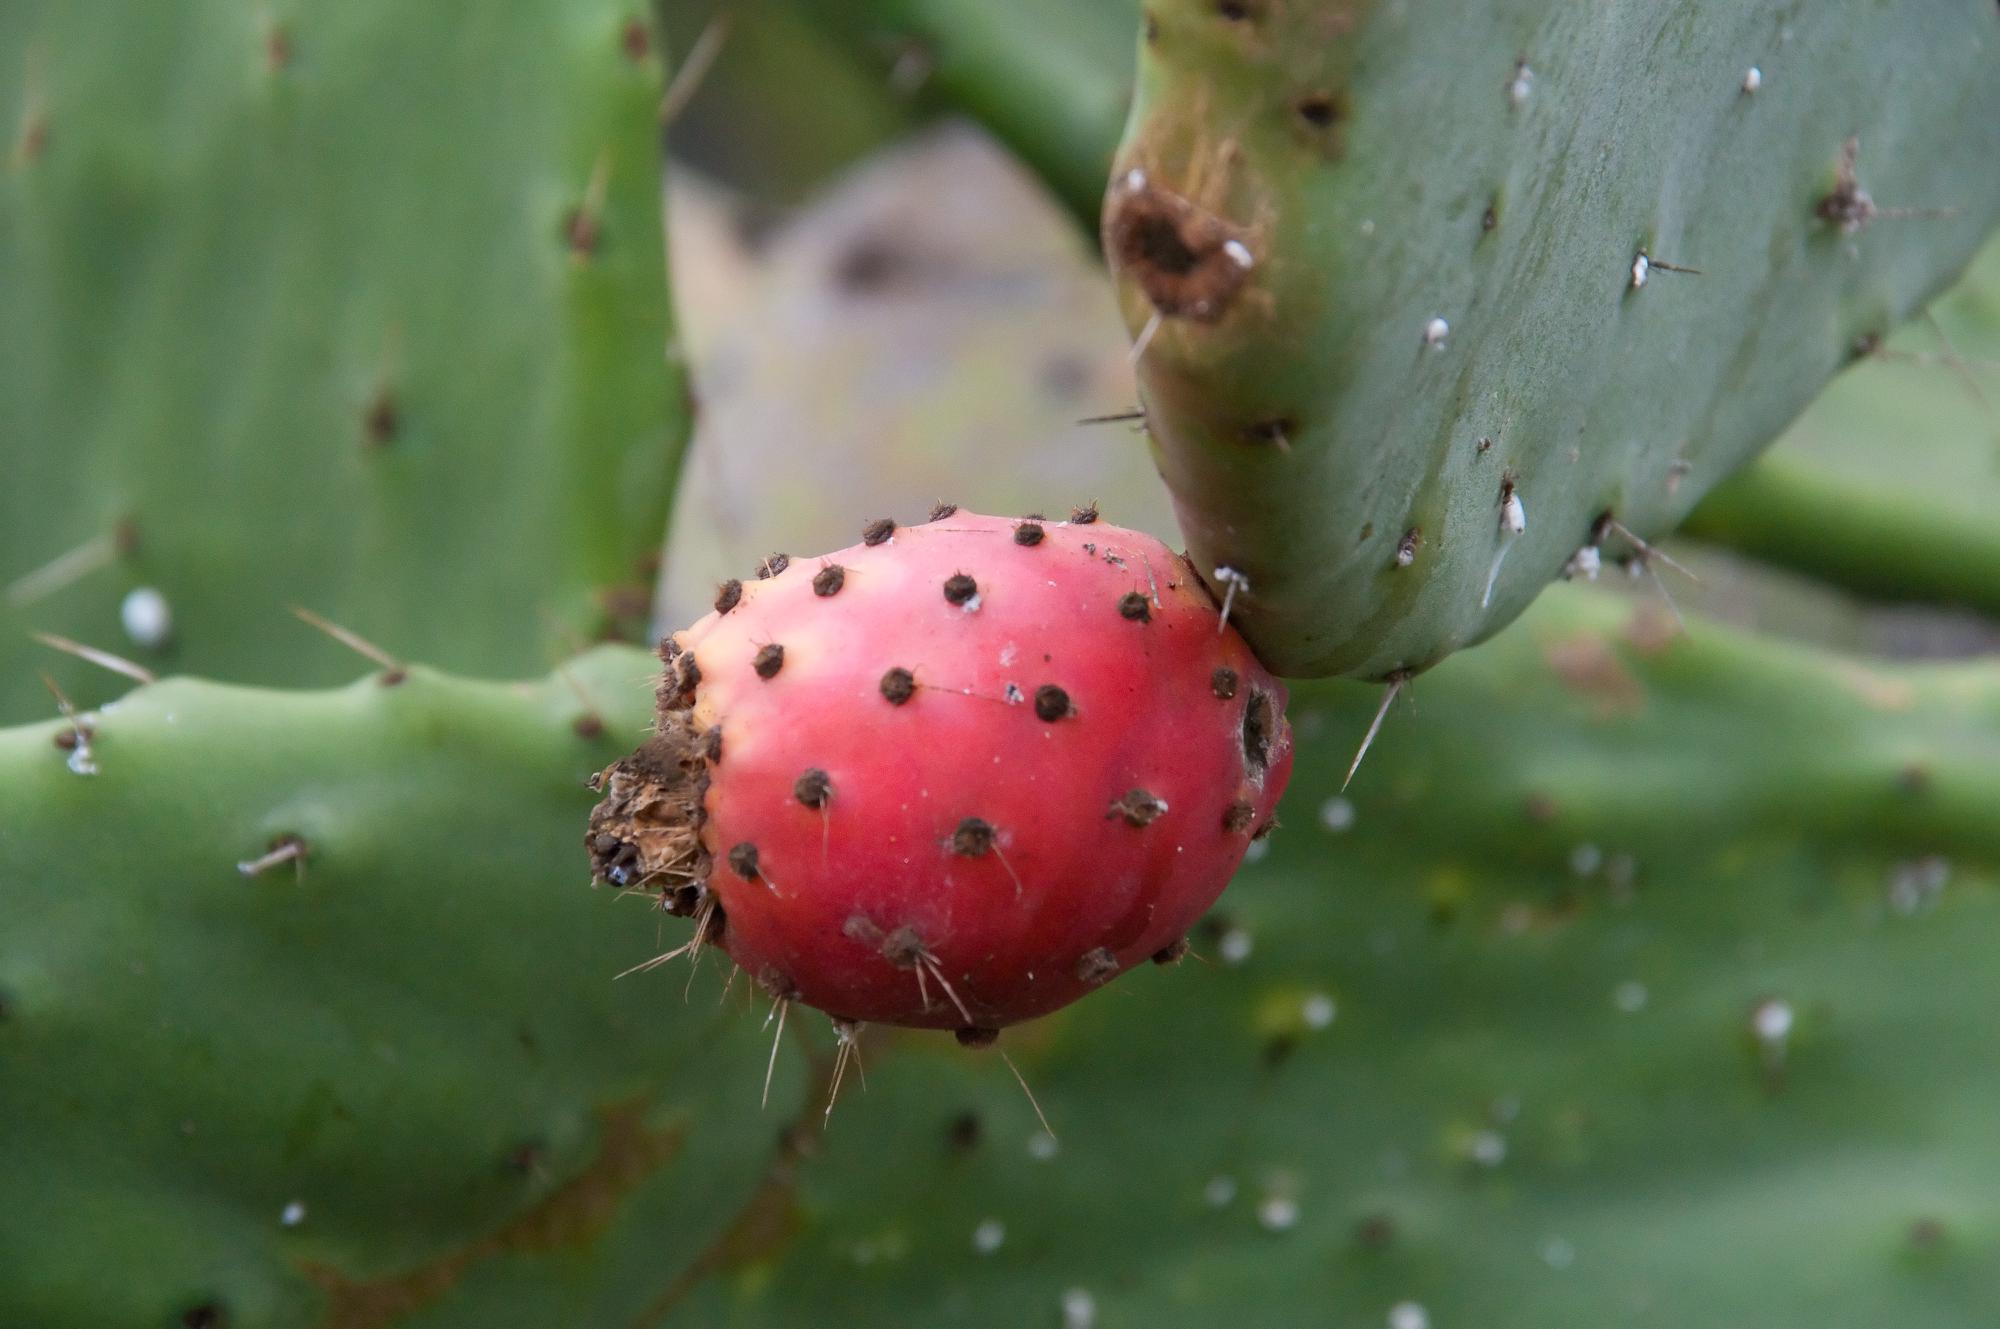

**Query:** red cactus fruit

left=586, top=508, right=1291, bottom=1037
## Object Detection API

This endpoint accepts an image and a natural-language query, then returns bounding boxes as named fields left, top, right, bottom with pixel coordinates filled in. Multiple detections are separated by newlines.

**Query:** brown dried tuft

left=713, top=579, right=743, bottom=614
left=812, top=565, right=846, bottom=597
left=1241, top=692, right=1275, bottom=774
left=1109, top=789, right=1166, bottom=827
left=862, top=518, right=896, bottom=546
left=658, top=652, right=701, bottom=711
left=942, top=572, right=979, bottom=606
left=757, top=553, right=789, bottom=579
left=880, top=667, right=916, bottom=704
left=1033, top=683, right=1072, bottom=722
left=880, top=926, right=926, bottom=968
left=794, top=767, right=832, bottom=808
left=1075, top=947, right=1120, bottom=985
left=952, top=817, right=996, bottom=856
left=1013, top=521, right=1045, bottom=547
left=583, top=716, right=712, bottom=909
left=753, top=643, right=785, bottom=679
left=1211, top=666, right=1238, bottom=699
left=1223, top=800, right=1256, bottom=833
left=362, top=388, right=398, bottom=447
left=928, top=502, right=958, bottom=522
left=1118, top=591, right=1152, bottom=622
left=1294, top=92, right=1342, bottom=128
left=727, top=842, right=761, bottom=880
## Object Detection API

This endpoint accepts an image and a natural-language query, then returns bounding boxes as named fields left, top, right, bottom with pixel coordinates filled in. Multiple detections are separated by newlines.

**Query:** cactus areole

left=586, top=511, right=1292, bottom=1034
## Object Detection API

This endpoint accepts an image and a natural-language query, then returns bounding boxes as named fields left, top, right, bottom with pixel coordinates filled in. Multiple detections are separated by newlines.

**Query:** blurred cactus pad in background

left=4, top=2, right=2000, bottom=1326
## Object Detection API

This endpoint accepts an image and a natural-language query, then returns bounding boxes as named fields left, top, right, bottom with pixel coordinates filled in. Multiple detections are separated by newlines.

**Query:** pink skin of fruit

left=665, top=509, right=1292, bottom=1032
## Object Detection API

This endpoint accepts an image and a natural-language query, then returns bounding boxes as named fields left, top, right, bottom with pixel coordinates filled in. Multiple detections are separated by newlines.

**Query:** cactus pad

left=1107, top=0, right=2000, bottom=677
left=9, top=590, right=2000, bottom=1322
left=0, top=0, right=688, bottom=721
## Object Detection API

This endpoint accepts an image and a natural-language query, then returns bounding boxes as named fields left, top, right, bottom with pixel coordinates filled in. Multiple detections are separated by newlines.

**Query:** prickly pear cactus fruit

left=0, top=651, right=780, bottom=1328
left=1106, top=0, right=2000, bottom=678
left=589, top=509, right=1292, bottom=1034
left=672, top=589, right=2000, bottom=1327
left=0, top=0, right=687, bottom=721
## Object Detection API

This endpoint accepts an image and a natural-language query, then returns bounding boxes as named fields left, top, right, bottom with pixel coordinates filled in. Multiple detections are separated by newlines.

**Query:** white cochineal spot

left=1751, top=998, right=1793, bottom=1044
left=1887, top=856, right=1949, bottom=915
left=1483, top=491, right=1527, bottom=607
left=1061, top=1289, right=1098, bottom=1329
left=1218, top=927, right=1253, bottom=965
left=1422, top=316, right=1450, bottom=347
left=120, top=586, right=172, bottom=649
left=1507, top=60, right=1534, bottom=107
left=1257, top=1194, right=1299, bottom=1232
left=972, top=1218, right=1005, bottom=1254
left=1563, top=545, right=1602, bottom=581
left=280, top=1201, right=306, bottom=1227
left=1302, top=993, right=1337, bottom=1029
left=1389, top=1302, right=1430, bottom=1329
left=1741, top=66, right=1762, bottom=93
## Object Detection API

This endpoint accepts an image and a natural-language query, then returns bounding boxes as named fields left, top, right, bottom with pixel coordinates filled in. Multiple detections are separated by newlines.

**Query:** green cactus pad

left=669, top=587, right=2000, bottom=1325
left=0, top=651, right=787, bottom=1328
left=0, top=0, right=688, bottom=722
left=8, top=593, right=2000, bottom=1323
left=1106, top=0, right=2000, bottom=678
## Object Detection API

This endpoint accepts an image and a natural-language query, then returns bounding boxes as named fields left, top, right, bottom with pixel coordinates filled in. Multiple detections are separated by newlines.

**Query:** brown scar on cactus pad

left=584, top=511, right=1292, bottom=1032
left=1104, top=171, right=1256, bottom=322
